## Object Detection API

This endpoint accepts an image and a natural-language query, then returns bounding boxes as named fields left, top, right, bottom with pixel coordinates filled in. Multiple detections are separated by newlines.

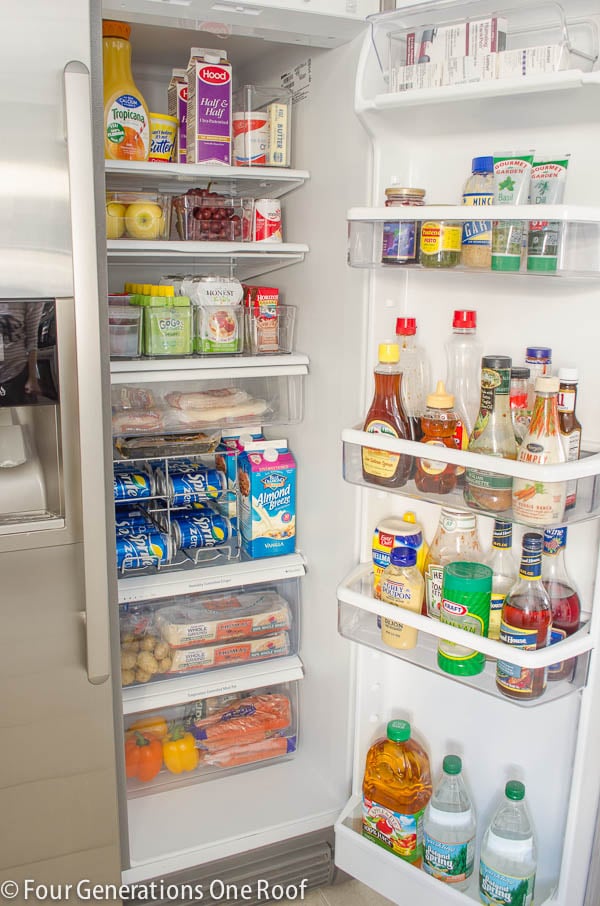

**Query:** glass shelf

left=104, top=160, right=310, bottom=200
left=347, top=206, right=600, bottom=276
left=343, top=428, right=600, bottom=528
left=338, top=564, right=592, bottom=708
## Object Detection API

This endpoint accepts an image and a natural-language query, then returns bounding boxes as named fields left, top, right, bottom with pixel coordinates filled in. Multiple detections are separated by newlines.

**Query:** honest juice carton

left=186, top=48, right=232, bottom=165
left=238, top=441, right=296, bottom=558
left=168, top=68, right=188, bottom=163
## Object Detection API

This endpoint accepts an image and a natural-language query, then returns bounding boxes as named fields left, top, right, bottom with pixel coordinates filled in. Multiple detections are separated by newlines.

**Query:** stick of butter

left=267, top=102, right=289, bottom=167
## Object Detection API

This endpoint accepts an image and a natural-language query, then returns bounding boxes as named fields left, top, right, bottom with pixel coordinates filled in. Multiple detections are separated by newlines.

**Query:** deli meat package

left=167, top=631, right=291, bottom=673
left=155, top=590, right=291, bottom=647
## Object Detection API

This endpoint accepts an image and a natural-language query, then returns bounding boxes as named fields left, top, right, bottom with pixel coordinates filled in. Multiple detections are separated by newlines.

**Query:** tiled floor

left=282, top=880, right=393, bottom=906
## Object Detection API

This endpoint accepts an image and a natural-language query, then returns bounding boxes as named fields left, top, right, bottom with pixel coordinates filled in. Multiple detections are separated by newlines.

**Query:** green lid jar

left=437, top=561, right=492, bottom=677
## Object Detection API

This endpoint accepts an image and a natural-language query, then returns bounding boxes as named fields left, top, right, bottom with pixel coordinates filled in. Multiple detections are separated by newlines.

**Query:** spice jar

left=420, top=219, right=462, bottom=268
left=381, top=186, right=426, bottom=265
left=461, top=156, right=494, bottom=269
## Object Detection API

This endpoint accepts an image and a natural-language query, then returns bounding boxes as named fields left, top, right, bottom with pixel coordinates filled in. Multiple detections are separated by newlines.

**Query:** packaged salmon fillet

left=167, top=631, right=290, bottom=673
left=203, top=735, right=297, bottom=768
left=191, top=693, right=291, bottom=751
left=155, top=591, right=291, bottom=648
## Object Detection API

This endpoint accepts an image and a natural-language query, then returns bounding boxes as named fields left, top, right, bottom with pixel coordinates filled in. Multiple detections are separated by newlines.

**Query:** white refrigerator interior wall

left=117, top=27, right=371, bottom=878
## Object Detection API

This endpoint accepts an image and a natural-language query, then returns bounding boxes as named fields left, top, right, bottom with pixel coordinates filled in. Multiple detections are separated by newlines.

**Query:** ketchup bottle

left=362, top=342, right=412, bottom=488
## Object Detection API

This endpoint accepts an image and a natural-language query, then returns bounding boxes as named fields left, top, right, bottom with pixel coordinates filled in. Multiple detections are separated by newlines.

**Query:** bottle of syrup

left=415, top=381, right=459, bottom=494
left=542, top=527, right=581, bottom=682
left=362, top=342, right=412, bottom=488
left=496, top=533, right=552, bottom=701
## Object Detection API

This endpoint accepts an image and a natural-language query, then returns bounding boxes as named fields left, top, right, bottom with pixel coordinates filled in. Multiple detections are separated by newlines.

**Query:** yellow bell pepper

left=128, top=715, right=169, bottom=740
left=162, top=724, right=199, bottom=774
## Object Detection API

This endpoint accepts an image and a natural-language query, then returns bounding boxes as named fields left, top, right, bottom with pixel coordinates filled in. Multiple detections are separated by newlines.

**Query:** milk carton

left=238, top=440, right=296, bottom=558
left=168, top=68, right=188, bottom=164
left=186, top=48, right=232, bottom=165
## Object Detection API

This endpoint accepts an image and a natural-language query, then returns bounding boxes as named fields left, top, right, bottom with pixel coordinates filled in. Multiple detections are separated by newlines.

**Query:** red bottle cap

left=396, top=317, right=416, bottom=336
left=453, top=310, right=477, bottom=329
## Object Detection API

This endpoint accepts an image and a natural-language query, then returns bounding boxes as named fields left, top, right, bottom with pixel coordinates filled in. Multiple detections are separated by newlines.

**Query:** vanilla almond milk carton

left=186, top=48, right=232, bottom=165
left=168, top=68, right=188, bottom=164
left=238, top=440, right=296, bottom=558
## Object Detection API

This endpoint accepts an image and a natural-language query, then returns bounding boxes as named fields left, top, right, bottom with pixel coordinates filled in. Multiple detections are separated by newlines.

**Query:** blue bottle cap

left=522, top=532, right=543, bottom=553
left=472, top=156, right=494, bottom=174
left=526, top=346, right=552, bottom=361
left=390, top=546, right=417, bottom=568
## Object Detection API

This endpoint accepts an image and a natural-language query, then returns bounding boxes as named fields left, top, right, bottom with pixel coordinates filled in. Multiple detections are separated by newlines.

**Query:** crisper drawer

left=120, top=574, right=301, bottom=694
left=124, top=679, right=300, bottom=799
left=110, top=356, right=308, bottom=438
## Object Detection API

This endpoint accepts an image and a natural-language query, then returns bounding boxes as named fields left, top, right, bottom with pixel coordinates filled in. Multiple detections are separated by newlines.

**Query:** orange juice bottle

left=102, top=20, right=150, bottom=161
left=362, top=720, right=432, bottom=867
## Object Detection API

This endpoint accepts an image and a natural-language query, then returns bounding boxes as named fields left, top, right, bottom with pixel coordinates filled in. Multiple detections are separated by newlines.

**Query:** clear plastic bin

left=119, top=578, right=300, bottom=687
left=124, top=680, right=299, bottom=796
left=109, top=305, right=142, bottom=359
left=245, top=304, right=296, bottom=355
left=105, top=191, right=171, bottom=241
left=232, top=85, right=293, bottom=168
left=172, top=193, right=251, bottom=242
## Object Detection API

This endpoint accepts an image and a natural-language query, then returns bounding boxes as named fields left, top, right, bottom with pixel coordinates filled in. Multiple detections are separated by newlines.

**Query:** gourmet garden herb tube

left=527, top=156, right=570, bottom=273
left=491, top=152, right=534, bottom=272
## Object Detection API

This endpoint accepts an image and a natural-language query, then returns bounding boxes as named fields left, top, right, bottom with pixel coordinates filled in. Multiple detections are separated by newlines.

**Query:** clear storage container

left=105, top=191, right=171, bottom=241
left=108, top=305, right=142, bottom=359
left=172, top=193, right=251, bottom=242
left=232, top=85, right=293, bottom=168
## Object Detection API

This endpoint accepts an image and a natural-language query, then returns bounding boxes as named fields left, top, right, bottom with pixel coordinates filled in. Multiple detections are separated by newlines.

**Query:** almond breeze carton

left=238, top=440, right=296, bottom=558
left=186, top=48, right=232, bottom=165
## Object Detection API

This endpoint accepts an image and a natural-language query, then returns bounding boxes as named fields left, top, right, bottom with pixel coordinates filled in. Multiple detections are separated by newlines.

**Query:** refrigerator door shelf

left=343, top=429, right=600, bottom=528
left=122, top=652, right=304, bottom=714
left=348, top=208, right=600, bottom=277
left=105, top=161, right=310, bottom=200
left=338, top=564, right=591, bottom=707
left=110, top=354, right=309, bottom=381
left=118, top=550, right=306, bottom=603
left=106, top=242, right=309, bottom=282
left=334, top=794, right=557, bottom=906
left=124, top=679, right=300, bottom=798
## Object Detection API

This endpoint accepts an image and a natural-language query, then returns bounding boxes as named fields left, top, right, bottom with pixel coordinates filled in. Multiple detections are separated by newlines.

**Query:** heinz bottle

left=362, top=342, right=412, bottom=488
left=496, top=533, right=552, bottom=701
left=362, top=720, right=432, bottom=866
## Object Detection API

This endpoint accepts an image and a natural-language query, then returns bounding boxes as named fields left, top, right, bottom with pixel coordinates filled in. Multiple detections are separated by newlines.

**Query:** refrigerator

left=2, top=0, right=600, bottom=904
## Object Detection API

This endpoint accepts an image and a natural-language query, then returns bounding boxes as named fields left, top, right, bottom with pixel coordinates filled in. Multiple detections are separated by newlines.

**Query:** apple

left=106, top=202, right=126, bottom=240
left=124, top=202, right=165, bottom=240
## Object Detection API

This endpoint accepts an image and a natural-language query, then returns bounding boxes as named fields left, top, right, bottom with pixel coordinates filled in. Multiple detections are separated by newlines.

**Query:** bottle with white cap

left=512, top=375, right=567, bottom=525
left=558, top=367, right=582, bottom=510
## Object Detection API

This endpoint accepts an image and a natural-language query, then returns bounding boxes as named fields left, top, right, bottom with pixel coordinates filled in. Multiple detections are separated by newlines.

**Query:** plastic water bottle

left=444, top=309, right=482, bottom=445
left=479, top=780, right=537, bottom=906
left=423, top=755, right=476, bottom=891
left=395, top=316, right=430, bottom=440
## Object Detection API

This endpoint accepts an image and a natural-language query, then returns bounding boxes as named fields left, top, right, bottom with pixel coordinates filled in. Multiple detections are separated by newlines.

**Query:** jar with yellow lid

left=419, top=219, right=462, bottom=268
left=381, top=186, right=426, bottom=265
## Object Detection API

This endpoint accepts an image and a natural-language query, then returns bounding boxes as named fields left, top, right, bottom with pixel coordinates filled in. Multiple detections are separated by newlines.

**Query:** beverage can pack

left=172, top=512, right=232, bottom=549
left=160, top=467, right=226, bottom=504
left=186, top=48, right=232, bottom=165
left=251, top=198, right=282, bottom=242
left=113, top=470, right=154, bottom=502
left=232, top=111, right=268, bottom=166
left=116, top=531, right=172, bottom=570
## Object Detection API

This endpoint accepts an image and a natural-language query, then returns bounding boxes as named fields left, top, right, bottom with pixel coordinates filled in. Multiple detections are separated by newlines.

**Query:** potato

left=135, top=668, right=152, bottom=684
left=157, top=656, right=172, bottom=673
left=140, top=636, right=159, bottom=652
left=121, top=651, right=137, bottom=670
left=153, top=641, right=169, bottom=660
left=121, top=640, right=140, bottom=653
left=121, top=632, right=135, bottom=644
left=121, top=668, right=135, bottom=687
left=137, top=651, right=159, bottom=674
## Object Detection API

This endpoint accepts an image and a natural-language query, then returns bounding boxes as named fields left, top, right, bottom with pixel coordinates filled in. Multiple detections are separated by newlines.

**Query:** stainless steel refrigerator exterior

left=0, top=0, right=123, bottom=889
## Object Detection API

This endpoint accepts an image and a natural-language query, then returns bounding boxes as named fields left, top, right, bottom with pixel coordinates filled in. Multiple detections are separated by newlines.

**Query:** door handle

left=64, top=61, right=111, bottom=686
